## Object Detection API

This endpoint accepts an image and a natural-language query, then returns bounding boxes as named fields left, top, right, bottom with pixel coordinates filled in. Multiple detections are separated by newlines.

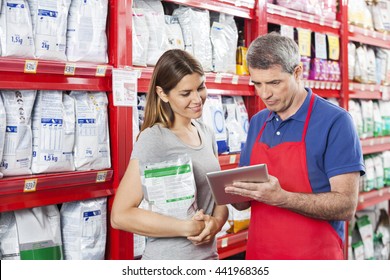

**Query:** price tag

left=297, top=28, right=311, bottom=57
left=214, top=73, right=223, bottom=83
left=64, top=63, right=76, bottom=75
left=327, top=35, right=340, bottom=60
left=24, top=60, right=38, bottom=74
left=24, top=179, right=38, bottom=192
left=96, top=171, right=108, bottom=183
left=231, top=75, right=239, bottom=85
left=96, top=65, right=107, bottom=77
left=229, top=154, right=237, bottom=164
left=112, top=68, right=138, bottom=107
left=221, top=238, right=228, bottom=248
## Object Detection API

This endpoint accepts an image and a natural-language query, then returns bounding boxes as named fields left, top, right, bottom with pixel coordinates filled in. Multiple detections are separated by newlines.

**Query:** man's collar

left=266, top=88, right=312, bottom=123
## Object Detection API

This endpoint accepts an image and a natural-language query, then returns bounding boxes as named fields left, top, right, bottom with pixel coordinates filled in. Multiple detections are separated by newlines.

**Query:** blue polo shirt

left=240, top=88, right=365, bottom=240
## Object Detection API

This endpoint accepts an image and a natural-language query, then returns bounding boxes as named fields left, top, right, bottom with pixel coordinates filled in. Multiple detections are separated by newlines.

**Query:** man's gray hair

left=246, top=32, right=301, bottom=74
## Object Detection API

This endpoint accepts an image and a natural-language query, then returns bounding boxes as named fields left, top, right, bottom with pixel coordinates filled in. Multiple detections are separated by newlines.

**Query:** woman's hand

left=187, top=209, right=222, bottom=245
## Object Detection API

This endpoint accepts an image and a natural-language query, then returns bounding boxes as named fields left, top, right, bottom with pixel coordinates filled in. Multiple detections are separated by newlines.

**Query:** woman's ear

left=156, top=86, right=169, bottom=103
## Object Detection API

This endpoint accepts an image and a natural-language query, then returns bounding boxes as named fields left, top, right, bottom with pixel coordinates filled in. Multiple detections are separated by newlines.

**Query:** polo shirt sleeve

left=324, top=111, right=365, bottom=178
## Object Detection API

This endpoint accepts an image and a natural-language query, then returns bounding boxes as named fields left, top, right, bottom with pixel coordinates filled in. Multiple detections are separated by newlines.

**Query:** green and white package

left=14, top=205, right=63, bottom=260
left=140, top=154, right=197, bottom=220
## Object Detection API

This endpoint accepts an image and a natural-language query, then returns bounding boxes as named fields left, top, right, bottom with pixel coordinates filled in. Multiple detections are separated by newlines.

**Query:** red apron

left=246, top=94, right=343, bottom=260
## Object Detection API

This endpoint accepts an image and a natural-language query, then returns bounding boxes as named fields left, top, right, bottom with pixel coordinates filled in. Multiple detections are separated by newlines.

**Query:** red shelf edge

left=0, top=184, right=114, bottom=212
left=267, top=3, right=340, bottom=35
left=0, top=57, right=113, bottom=77
left=348, top=25, right=390, bottom=49
left=361, top=136, right=390, bottom=154
left=217, top=229, right=248, bottom=259
left=0, top=169, right=114, bottom=196
left=357, top=187, right=390, bottom=211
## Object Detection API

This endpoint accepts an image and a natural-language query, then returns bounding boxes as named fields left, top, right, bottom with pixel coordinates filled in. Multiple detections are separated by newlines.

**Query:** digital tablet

left=206, top=163, right=269, bottom=205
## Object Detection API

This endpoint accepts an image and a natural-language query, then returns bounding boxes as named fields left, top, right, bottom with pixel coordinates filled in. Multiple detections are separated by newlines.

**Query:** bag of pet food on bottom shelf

left=60, top=197, right=107, bottom=260
left=14, top=205, right=63, bottom=260
left=0, top=211, right=20, bottom=260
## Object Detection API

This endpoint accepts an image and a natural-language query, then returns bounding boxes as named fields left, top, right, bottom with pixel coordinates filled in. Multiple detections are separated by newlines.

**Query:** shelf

left=357, top=187, right=390, bottom=211
left=135, top=67, right=255, bottom=96
left=348, top=83, right=382, bottom=99
left=303, top=80, right=341, bottom=98
left=348, top=25, right=390, bottom=49
left=0, top=58, right=112, bottom=91
left=0, top=169, right=114, bottom=212
left=219, top=154, right=241, bottom=170
left=361, top=136, right=390, bottom=155
left=217, top=229, right=248, bottom=259
left=163, top=0, right=254, bottom=19
left=0, top=57, right=112, bottom=77
left=267, top=4, right=340, bottom=35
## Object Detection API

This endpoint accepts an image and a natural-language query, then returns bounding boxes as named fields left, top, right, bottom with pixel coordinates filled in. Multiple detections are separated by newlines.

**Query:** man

left=225, top=33, right=365, bottom=260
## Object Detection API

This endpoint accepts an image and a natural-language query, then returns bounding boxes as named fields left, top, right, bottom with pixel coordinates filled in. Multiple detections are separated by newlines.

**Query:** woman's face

left=162, top=73, right=207, bottom=122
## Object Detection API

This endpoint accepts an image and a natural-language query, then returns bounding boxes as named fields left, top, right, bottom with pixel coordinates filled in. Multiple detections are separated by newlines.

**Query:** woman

left=111, top=49, right=228, bottom=260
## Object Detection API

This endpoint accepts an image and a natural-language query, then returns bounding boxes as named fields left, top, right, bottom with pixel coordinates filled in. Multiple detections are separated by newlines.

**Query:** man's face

left=249, top=64, right=302, bottom=120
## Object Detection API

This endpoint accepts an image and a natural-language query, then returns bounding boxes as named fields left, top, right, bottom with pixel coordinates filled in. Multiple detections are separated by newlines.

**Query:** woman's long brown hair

left=138, top=49, right=204, bottom=139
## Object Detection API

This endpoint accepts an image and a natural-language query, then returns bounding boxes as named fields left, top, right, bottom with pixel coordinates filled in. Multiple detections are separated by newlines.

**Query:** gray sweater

left=131, top=120, right=220, bottom=260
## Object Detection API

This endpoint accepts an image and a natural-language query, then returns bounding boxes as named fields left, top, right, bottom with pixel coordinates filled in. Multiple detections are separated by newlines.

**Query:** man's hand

left=225, top=175, right=286, bottom=207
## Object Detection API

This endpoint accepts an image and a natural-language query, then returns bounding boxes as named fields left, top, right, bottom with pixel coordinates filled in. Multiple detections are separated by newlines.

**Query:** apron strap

left=301, top=93, right=316, bottom=142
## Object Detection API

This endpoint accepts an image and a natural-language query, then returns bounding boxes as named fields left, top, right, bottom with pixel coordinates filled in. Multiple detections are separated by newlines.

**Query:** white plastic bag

left=14, top=205, right=63, bottom=260
left=0, top=90, right=36, bottom=176
left=31, top=91, right=75, bottom=174
left=132, top=8, right=149, bottom=66
left=0, top=211, right=20, bottom=260
left=133, top=0, right=168, bottom=66
left=70, top=91, right=111, bottom=170
left=66, top=0, right=108, bottom=63
left=60, top=197, right=107, bottom=260
left=210, top=13, right=237, bottom=73
left=0, top=0, right=35, bottom=58
left=173, top=6, right=213, bottom=71
left=28, top=0, right=71, bottom=60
